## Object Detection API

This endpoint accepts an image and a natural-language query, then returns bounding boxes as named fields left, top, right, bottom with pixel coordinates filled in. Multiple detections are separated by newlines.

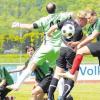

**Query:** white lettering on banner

left=77, top=64, right=100, bottom=80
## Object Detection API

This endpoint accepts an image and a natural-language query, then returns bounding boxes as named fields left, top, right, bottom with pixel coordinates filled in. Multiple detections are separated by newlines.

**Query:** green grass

left=8, top=84, right=32, bottom=100
left=0, top=54, right=98, bottom=64
left=8, top=83, right=100, bottom=100
left=72, top=83, right=100, bottom=100
left=0, top=54, right=28, bottom=63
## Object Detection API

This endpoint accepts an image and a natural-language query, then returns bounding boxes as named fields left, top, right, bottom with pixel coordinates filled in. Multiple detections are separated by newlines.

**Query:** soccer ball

left=61, top=24, right=75, bottom=39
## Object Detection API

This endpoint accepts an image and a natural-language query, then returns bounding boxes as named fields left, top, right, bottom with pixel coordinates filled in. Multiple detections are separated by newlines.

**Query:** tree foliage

left=0, top=0, right=99, bottom=53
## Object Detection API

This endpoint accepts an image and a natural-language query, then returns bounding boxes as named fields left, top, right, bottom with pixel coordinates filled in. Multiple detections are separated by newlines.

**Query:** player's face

left=86, top=13, right=96, bottom=24
left=80, top=18, right=87, bottom=27
left=27, top=47, right=35, bottom=57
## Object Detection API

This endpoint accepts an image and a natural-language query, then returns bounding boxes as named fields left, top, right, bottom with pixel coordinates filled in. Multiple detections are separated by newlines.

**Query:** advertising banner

left=77, top=64, right=100, bottom=81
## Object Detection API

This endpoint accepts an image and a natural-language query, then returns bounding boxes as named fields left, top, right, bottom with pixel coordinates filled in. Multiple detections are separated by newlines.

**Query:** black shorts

left=56, top=47, right=79, bottom=70
left=87, top=42, right=100, bottom=57
left=38, top=75, right=52, bottom=93
left=0, top=88, right=11, bottom=99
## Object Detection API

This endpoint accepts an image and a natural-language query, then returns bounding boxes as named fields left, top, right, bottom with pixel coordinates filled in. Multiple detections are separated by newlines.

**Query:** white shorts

left=29, top=42, right=60, bottom=67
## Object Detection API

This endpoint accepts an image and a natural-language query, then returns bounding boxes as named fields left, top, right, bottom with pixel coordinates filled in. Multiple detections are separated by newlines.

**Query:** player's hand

left=77, top=44, right=82, bottom=49
left=12, top=22, right=20, bottom=28
left=66, top=41, right=78, bottom=48
left=47, top=32, right=53, bottom=37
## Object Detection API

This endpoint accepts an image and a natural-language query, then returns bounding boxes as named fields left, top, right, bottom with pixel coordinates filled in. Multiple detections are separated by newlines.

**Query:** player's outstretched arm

left=12, top=22, right=33, bottom=29
left=8, top=65, right=26, bottom=73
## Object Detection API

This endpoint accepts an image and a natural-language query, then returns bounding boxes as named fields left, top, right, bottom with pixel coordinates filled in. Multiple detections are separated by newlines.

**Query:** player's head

left=25, top=46, right=35, bottom=57
left=77, top=10, right=87, bottom=27
left=46, top=2, right=56, bottom=14
left=85, top=9, right=97, bottom=24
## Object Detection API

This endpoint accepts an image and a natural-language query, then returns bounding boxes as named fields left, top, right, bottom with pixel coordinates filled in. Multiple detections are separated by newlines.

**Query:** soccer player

left=46, top=10, right=87, bottom=100
left=8, top=45, right=51, bottom=100
left=7, top=2, right=73, bottom=99
left=64, top=9, right=100, bottom=80
left=0, top=67, right=14, bottom=100
left=9, top=46, right=35, bottom=74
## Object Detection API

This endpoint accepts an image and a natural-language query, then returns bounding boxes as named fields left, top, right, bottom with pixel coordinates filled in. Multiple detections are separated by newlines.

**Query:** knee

left=32, top=90, right=36, bottom=95
left=76, top=48, right=85, bottom=55
left=32, top=87, right=38, bottom=95
left=54, top=67, right=64, bottom=79
left=76, top=45, right=90, bottom=55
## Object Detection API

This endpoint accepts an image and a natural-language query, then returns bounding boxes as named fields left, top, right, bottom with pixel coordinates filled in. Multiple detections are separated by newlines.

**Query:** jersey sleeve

left=57, top=19, right=66, bottom=29
left=95, top=19, right=100, bottom=32
left=33, top=17, right=47, bottom=28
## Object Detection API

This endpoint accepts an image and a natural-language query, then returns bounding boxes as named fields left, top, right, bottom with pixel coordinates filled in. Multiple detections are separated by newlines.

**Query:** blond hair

left=85, top=9, right=96, bottom=16
left=77, top=10, right=87, bottom=18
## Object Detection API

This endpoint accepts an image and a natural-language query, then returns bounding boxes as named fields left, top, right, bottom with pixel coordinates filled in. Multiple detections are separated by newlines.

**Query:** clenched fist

left=12, top=22, right=20, bottom=28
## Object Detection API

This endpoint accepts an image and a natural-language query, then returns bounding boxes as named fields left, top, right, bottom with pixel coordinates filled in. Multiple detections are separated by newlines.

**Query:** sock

left=70, top=54, right=83, bottom=74
left=48, top=78, right=59, bottom=100
left=61, top=78, right=74, bottom=100
left=58, top=78, right=64, bottom=97
left=15, top=68, right=32, bottom=89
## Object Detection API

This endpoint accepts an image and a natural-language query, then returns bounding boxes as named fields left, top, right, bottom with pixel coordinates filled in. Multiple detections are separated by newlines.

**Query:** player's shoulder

left=40, top=14, right=58, bottom=20
left=39, top=15, right=49, bottom=20
left=94, top=18, right=100, bottom=28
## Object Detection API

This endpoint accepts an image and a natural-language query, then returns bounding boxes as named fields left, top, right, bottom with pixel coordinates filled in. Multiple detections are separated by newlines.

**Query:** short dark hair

left=46, top=3, right=56, bottom=14
left=25, top=46, right=35, bottom=52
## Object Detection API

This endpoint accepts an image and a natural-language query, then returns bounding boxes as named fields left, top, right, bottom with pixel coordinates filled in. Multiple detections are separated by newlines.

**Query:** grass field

left=1, top=54, right=99, bottom=100
left=8, top=83, right=100, bottom=100
left=0, top=54, right=98, bottom=64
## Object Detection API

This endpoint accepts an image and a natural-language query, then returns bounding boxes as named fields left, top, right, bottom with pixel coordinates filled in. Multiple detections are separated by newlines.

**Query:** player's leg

left=61, top=78, right=74, bottom=100
left=57, top=47, right=79, bottom=99
left=57, top=70, right=78, bottom=100
left=48, top=67, right=65, bottom=100
left=64, top=45, right=91, bottom=80
left=37, top=92, right=45, bottom=100
left=57, top=78, right=64, bottom=100
left=69, top=46, right=90, bottom=75
left=7, top=63, right=36, bottom=90
left=32, top=75, right=52, bottom=100
left=67, top=42, right=100, bottom=80
left=48, top=47, right=67, bottom=100
left=7, top=44, right=52, bottom=90
left=32, top=85, right=45, bottom=100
